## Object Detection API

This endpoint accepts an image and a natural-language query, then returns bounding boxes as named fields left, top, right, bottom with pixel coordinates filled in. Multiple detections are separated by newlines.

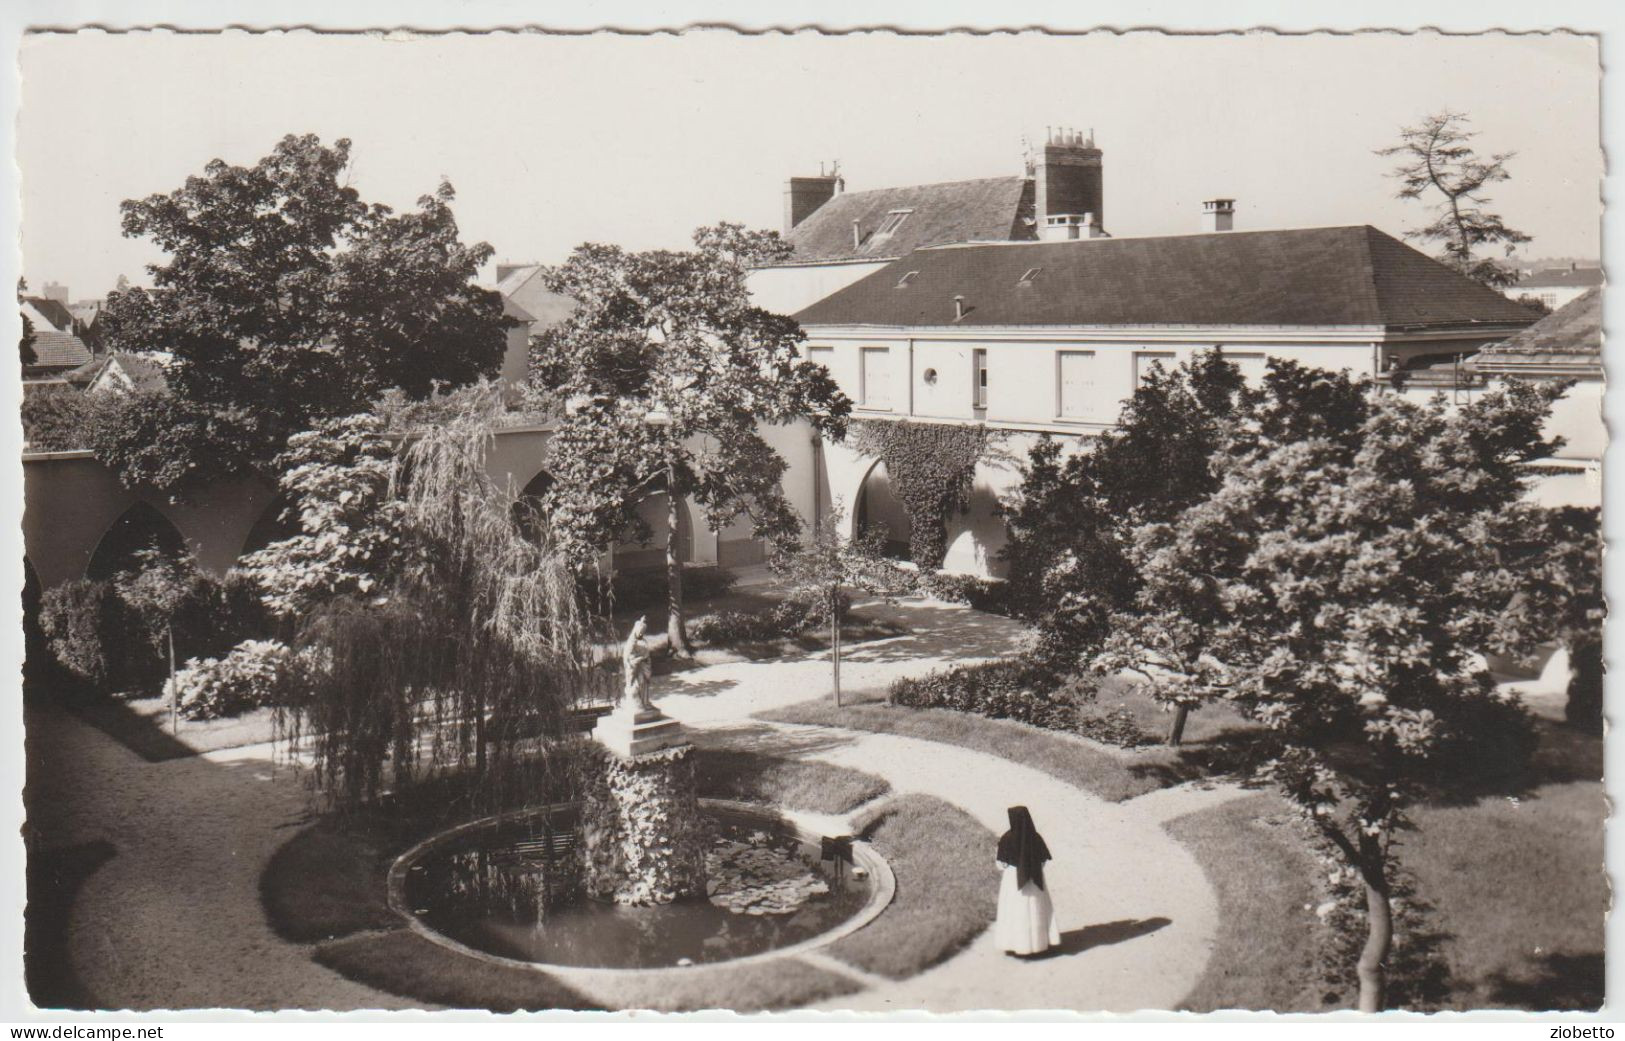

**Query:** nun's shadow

left=1019, top=916, right=1172, bottom=960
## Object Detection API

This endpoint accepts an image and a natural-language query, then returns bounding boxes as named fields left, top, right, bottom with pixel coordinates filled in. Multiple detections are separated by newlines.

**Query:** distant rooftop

left=772, top=176, right=1036, bottom=265
left=1516, top=266, right=1604, bottom=290
left=26, top=329, right=93, bottom=371
left=495, top=264, right=575, bottom=327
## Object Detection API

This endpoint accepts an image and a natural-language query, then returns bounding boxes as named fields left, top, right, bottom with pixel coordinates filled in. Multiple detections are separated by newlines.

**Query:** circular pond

left=392, top=801, right=889, bottom=971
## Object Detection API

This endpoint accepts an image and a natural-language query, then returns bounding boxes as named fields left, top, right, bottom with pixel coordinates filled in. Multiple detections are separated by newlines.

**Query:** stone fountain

left=580, top=616, right=708, bottom=906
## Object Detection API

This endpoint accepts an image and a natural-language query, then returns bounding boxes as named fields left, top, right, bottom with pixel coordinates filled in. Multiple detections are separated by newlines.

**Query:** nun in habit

left=994, top=805, right=1061, bottom=956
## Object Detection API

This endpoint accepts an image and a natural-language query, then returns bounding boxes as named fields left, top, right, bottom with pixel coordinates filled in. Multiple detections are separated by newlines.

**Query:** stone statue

left=622, top=616, right=654, bottom=712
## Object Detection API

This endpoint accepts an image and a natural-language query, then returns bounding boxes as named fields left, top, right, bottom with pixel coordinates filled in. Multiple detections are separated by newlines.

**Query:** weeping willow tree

left=269, top=392, right=602, bottom=814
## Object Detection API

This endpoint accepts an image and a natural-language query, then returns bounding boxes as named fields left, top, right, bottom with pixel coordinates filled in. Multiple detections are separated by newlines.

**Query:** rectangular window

left=973, top=348, right=989, bottom=409
left=808, top=345, right=834, bottom=371
left=1134, top=350, right=1177, bottom=387
left=1056, top=350, right=1097, bottom=419
left=860, top=347, right=892, bottom=408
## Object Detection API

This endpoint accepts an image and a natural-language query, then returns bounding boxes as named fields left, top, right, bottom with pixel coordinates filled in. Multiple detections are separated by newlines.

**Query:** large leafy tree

left=1129, top=381, right=1573, bottom=1010
left=1377, top=110, right=1532, bottom=289
left=1092, top=360, right=1371, bottom=744
left=1003, top=350, right=1250, bottom=673
left=530, top=222, right=850, bottom=655
left=1000, top=350, right=1369, bottom=744
left=97, top=133, right=509, bottom=494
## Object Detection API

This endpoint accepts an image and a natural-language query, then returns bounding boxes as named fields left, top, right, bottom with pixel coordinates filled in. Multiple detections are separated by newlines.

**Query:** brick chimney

left=1036, top=128, right=1104, bottom=241
left=784, top=165, right=844, bottom=234
left=1201, top=199, right=1236, bottom=233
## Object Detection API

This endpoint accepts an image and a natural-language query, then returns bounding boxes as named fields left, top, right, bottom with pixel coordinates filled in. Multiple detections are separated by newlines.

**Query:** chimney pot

left=953, top=295, right=966, bottom=320
left=1201, top=198, right=1236, bottom=233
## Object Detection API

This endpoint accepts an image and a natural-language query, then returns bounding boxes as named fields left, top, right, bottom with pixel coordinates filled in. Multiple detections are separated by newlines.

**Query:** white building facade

left=792, top=225, right=1541, bottom=577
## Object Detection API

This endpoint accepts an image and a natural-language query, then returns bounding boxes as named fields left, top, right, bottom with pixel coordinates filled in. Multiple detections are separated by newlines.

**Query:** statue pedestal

left=592, top=703, right=687, bottom=758
left=579, top=738, right=708, bottom=906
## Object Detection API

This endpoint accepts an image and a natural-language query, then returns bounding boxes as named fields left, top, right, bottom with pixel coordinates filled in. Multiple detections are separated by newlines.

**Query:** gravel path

left=28, top=596, right=1232, bottom=1012
left=25, top=704, right=422, bottom=1011
left=804, top=730, right=1222, bottom=1012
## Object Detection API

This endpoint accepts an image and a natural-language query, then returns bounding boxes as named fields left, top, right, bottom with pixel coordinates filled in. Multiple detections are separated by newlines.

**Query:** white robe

left=994, top=860, right=1060, bottom=955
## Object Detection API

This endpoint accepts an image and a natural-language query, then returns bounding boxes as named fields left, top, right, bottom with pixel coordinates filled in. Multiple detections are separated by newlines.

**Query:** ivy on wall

left=850, top=419, right=990, bottom=569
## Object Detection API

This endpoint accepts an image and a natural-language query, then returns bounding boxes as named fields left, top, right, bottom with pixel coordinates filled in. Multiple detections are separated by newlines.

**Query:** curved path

left=28, top=597, right=1233, bottom=1012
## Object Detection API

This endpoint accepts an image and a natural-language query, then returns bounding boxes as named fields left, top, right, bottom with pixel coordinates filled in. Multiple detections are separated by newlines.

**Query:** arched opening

left=511, top=471, right=555, bottom=545
left=239, top=492, right=301, bottom=559
left=616, top=477, right=693, bottom=573
left=854, top=460, right=911, bottom=561
left=86, top=502, right=189, bottom=581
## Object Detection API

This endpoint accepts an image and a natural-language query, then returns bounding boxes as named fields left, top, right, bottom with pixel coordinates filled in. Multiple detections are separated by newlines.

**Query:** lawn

left=1403, top=721, right=1605, bottom=1011
left=692, top=747, right=891, bottom=814
left=1164, top=793, right=1324, bottom=1012
left=1091, top=673, right=1262, bottom=749
left=1167, top=722, right=1604, bottom=1013
left=761, top=696, right=1181, bottom=802
left=314, top=927, right=860, bottom=1013
left=826, top=794, right=1000, bottom=979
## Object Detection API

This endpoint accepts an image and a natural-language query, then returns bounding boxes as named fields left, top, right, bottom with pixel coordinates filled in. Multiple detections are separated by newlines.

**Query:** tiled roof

left=1515, top=267, right=1604, bottom=290
left=26, top=329, right=93, bottom=370
left=773, top=176, right=1036, bottom=265
left=1468, top=287, right=1601, bottom=375
left=794, top=225, right=1541, bottom=330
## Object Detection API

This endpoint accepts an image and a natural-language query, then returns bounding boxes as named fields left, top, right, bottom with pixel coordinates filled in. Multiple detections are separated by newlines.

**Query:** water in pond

left=403, top=810, right=874, bottom=969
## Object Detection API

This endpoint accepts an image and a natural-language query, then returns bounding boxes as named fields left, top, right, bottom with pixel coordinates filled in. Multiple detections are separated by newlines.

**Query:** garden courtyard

left=23, top=591, right=1604, bottom=1014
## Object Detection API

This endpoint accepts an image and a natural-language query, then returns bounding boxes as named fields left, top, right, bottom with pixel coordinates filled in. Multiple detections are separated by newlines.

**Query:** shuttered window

left=860, top=347, right=892, bottom=408
left=1057, top=350, right=1097, bottom=419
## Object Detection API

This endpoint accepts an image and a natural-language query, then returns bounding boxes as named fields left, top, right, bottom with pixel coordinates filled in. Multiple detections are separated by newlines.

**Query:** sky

left=17, top=28, right=1602, bottom=300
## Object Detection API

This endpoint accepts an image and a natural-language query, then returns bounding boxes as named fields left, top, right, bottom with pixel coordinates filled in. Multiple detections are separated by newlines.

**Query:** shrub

left=690, top=609, right=788, bottom=646
left=918, top=571, right=1010, bottom=614
left=38, top=579, right=155, bottom=694
left=888, top=659, right=1084, bottom=731
left=168, top=638, right=295, bottom=720
left=1077, top=708, right=1151, bottom=749
left=37, top=566, right=275, bottom=699
left=689, top=595, right=849, bottom=647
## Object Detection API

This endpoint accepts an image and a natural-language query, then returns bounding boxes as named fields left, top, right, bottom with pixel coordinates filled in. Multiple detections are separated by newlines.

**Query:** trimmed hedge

left=688, top=593, right=848, bottom=647
left=889, top=659, right=1149, bottom=749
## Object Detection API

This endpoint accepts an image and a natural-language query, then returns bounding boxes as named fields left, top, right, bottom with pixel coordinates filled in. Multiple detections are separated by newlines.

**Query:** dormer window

left=895, top=270, right=919, bottom=289
left=873, top=210, right=912, bottom=239
left=1018, top=267, right=1043, bottom=285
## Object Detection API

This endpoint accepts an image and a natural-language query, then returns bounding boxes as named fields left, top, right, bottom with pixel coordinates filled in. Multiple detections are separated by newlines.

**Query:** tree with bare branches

left=1377, top=110, right=1531, bottom=289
